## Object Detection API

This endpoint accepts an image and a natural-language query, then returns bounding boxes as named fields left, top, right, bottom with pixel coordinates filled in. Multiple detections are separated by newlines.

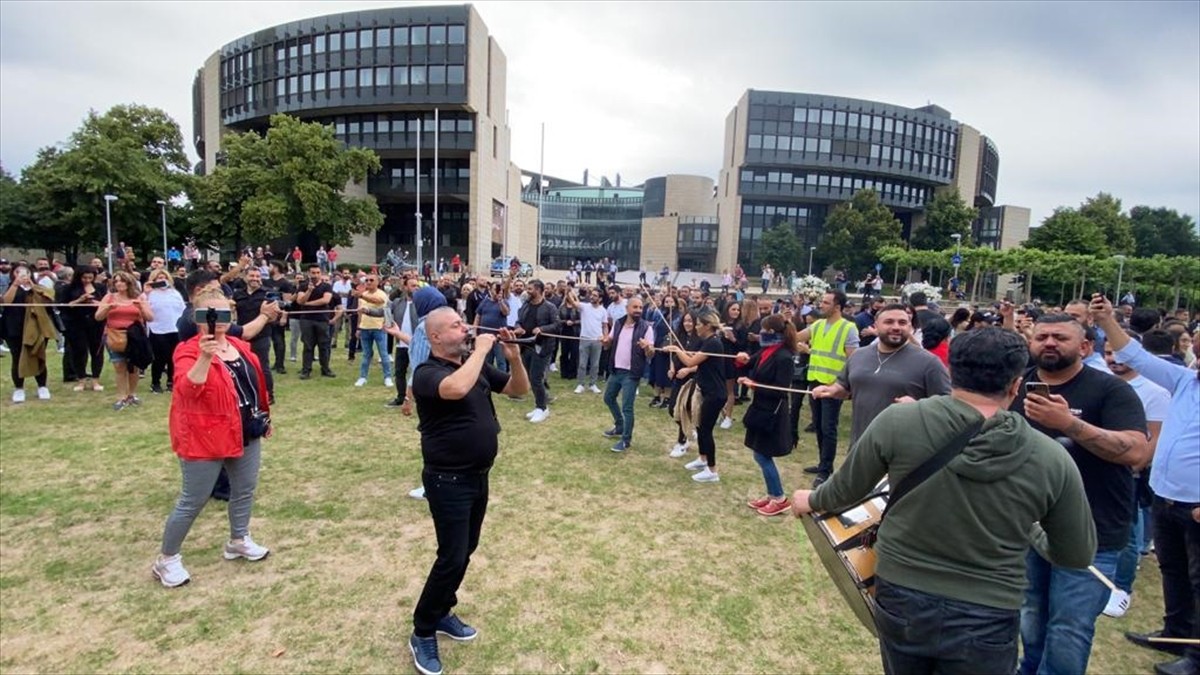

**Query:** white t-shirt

left=506, top=293, right=524, bottom=328
left=580, top=303, right=608, bottom=340
left=1128, top=374, right=1171, bottom=424
left=331, top=279, right=352, bottom=307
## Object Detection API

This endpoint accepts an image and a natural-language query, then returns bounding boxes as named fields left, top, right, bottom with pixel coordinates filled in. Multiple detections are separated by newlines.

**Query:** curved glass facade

left=525, top=187, right=644, bottom=270
left=730, top=90, right=983, bottom=268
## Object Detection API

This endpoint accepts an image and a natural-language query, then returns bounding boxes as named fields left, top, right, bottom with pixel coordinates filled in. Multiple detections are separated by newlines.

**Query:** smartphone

left=1025, top=382, right=1051, bottom=398
left=206, top=308, right=218, bottom=335
left=151, top=280, right=168, bottom=289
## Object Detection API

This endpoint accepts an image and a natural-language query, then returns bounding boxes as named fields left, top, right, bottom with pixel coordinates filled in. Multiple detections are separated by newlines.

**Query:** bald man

left=408, top=307, right=528, bottom=675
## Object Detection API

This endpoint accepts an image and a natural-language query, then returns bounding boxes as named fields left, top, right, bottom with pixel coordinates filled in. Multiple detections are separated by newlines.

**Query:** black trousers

left=394, top=347, right=411, bottom=397
left=66, top=322, right=105, bottom=380
left=248, top=335, right=273, bottom=395
left=413, top=469, right=489, bottom=637
left=522, top=347, right=550, bottom=409
left=809, top=381, right=844, bottom=475
left=346, top=313, right=360, bottom=358
left=1153, top=497, right=1200, bottom=666
left=148, top=332, right=180, bottom=389
left=299, top=320, right=332, bottom=375
left=270, top=323, right=286, bottom=370
left=598, top=345, right=612, bottom=380
left=559, top=330, right=579, bottom=380
left=789, top=378, right=807, bottom=449
left=5, top=335, right=47, bottom=388
left=874, top=576, right=1020, bottom=675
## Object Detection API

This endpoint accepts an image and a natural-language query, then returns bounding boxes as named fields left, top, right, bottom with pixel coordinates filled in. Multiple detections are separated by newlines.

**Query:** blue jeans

left=1115, top=481, right=1142, bottom=592
left=357, top=329, right=393, bottom=380
left=752, top=451, right=783, bottom=498
left=603, top=369, right=638, bottom=443
left=1019, top=548, right=1120, bottom=675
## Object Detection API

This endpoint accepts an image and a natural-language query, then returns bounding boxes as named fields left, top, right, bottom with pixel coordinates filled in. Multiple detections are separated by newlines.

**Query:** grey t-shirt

left=838, top=342, right=952, bottom=445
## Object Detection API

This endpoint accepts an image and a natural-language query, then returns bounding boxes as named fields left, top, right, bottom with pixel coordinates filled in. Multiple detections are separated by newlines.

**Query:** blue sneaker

left=611, top=440, right=630, bottom=453
left=409, top=634, right=442, bottom=675
left=602, top=427, right=622, bottom=438
left=435, top=614, right=478, bottom=641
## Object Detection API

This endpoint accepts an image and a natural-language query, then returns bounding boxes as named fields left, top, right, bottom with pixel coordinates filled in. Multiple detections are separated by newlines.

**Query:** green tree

left=758, top=221, right=806, bottom=277
left=0, top=165, right=34, bottom=247
left=192, top=114, right=383, bottom=253
left=816, top=189, right=903, bottom=277
left=1025, top=207, right=1108, bottom=256
left=910, top=187, right=977, bottom=251
left=17, top=104, right=191, bottom=262
left=1079, top=192, right=1135, bottom=255
left=1129, top=206, right=1200, bottom=258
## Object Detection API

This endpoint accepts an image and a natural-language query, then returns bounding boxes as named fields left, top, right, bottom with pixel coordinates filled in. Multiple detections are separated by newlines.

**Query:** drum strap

left=881, top=418, right=985, bottom=523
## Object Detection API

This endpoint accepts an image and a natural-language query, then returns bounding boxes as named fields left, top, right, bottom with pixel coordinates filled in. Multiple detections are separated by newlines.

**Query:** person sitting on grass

left=152, top=291, right=272, bottom=588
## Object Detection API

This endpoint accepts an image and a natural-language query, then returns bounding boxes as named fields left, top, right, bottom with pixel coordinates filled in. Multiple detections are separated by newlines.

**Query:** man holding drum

left=793, top=327, right=1096, bottom=675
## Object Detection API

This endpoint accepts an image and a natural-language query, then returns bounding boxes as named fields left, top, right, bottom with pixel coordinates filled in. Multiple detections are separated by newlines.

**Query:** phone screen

left=1025, top=382, right=1051, bottom=398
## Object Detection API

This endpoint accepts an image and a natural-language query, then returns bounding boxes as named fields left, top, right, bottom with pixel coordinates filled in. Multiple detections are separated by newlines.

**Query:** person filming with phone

left=152, top=290, right=272, bottom=588
left=1010, top=313, right=1150, bottom=675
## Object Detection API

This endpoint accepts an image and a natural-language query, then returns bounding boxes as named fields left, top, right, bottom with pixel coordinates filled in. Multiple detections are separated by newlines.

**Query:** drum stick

left=1147, top=637, right=1200, bottom=645
left=1088, top=565, right=1118, bottom=593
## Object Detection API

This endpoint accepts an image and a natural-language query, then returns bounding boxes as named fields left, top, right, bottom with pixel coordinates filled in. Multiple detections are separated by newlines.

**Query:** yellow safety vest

left=808, top=318, right=853, bottom=384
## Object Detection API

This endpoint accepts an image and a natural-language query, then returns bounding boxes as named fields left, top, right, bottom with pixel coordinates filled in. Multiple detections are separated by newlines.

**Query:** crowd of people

left=1, top=249, right=1198, bottom=675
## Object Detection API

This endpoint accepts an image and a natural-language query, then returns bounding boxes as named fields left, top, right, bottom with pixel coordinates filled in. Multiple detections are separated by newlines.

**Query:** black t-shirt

left=413, top=356, right=511, bottom=472
left=695, top=335, right=728, bottom=400
left=297, top=282, right=334, bottom=322
left=233, top=287, right=268, bottom=328
left=1011, top=366, right=1147, bottom=551
left=915, top=308, right=941, bottom=331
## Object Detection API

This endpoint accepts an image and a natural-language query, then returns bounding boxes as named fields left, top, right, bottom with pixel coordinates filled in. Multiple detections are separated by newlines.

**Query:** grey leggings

left=161, top=439, right=262, bottom=556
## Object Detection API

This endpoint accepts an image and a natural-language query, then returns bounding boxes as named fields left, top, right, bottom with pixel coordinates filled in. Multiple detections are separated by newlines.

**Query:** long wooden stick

left=1147, top=637, right=1200, bottom=645
left=1088, top=565, right=1118, bottom=593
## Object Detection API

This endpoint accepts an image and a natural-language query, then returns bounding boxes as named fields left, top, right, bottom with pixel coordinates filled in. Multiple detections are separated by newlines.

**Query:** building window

left=359, top=29, right=373, bottom=49
left=819, top=138, right=831, bottom=155
left=835, top=111, right=846, bottom=127
left=376, top=27, right=390, bottom=47
left=301, top=41, right=312, bottom=57
left=393, top=66, right=409, bottom=85
left=288, top=75, right=297, bottom=96
left=428, top=64, right=446, bottom=85
left=314, top=72, right=326, bottom=91
left=430, top=25, right=447, bottom=44
left=762, top=135, right=776, bottom=150
left=807, top=108, right=820, bottom=124
left=394, top=26, right=409, bottom=45
left=448, top=24, right=466, bottom=44
left=411, top=26, right=427, bottom=45
left=300, top=74, right=310, bottom=94
left=330, top=32, right=341, bottom=51
left=447, top=65, right=465, bottom=85
left=748, top=134, right=762, bottom=149
left=359, top=68, right=373, bottom=88
left=441, top=118, right=455, bottom=133
left=804, top=137, right=818, bottom=153
left=375, top=67, right=390, bottom=86
left=276, top=46, right=286, bottom=62
left=410, top=65, right=426, bottom=85
left=330, top=70, right=342, bottom=90
left=315, top=34, right=326, bottom=53
left=344, top=31, right=357, bottom=50
left=288, top=44, right=298, bottom=59
left=821, top=110, right=833, bottom=125
left=275, top=78, right=285, bottom=98
left=457, top=118, right=473, bottom=132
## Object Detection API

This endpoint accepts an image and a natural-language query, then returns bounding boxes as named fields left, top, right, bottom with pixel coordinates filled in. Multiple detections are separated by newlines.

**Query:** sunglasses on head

left=194, top=308, right=232, bottom=324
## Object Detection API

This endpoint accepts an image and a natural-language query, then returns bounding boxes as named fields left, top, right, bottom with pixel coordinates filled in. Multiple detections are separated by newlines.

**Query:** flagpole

left=537, top=122, right=544, bottom=270
left=415, top=114, right=422, bottom=272
left=433, top=107, right=440, bottom=273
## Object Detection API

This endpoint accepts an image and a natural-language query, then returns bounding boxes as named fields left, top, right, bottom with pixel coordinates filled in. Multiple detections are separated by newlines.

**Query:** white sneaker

left=574, top=385, right=585, bottom=394
left=1102, top=589, right=1131, bottom=618
left=11, top=389, right=25, bottom=404
left=692, top=468, right=720, bottom=483
left=355, top=377, right=367, bottom=387
left=549, top=363, right=558, bottom=373
left=529, top=408, right=549, bottom=423
left=224, top=534, right=270, bottom=561
left=719, top=416, right=733, bottom=430
left=684, top=457, right=707, bottom=471
left=37, top=386, right=51, bottom=400
left=384, top=377, right=395, bottom=388
left=526, top=410, right=537, bottom=419
left=589, top=385, right=602, bottom=394
left=409, top=486, right=426, bottom=500
left=669, top=442, right=689, bottom=458
left=151, top=553, right=190, bottom=588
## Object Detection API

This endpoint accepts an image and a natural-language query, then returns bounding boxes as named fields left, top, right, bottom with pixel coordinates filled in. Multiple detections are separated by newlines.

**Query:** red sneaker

left=747, top=496, right=771, bottom=510
left=757, top=499, right=792, bottom=517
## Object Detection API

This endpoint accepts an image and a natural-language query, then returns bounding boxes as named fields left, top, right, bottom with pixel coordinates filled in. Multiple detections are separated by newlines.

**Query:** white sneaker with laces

left=529, top=408, right=549, bottom=423
left=1102, top=589, right=1131, bottom=618
left=409, top=486, right=426, bottom=500
left=355, top=377, right=367, bottom=387
left=224, top=535, right=270, bottom=561
left=549, top=363, right=558, bottom=373
left=574, top=385, right=585, bottom=394
left=384, top=377, right=395, bottom=388
left=526, top=410, right=537, bottom=419
left=684, top=457, right=707, bottom=471
left=669, top=442, right=689, bottom=458
left=589, top=385, right=602, bottom=394
left=37, top=386, right=51, bottom=400
left=719, top=416, right=733, bottom=430
left=692, top=468, right=720, bottom=483
left=151, top=553, right=190, bottom=588
left=12, top=389, right=26, bottom=404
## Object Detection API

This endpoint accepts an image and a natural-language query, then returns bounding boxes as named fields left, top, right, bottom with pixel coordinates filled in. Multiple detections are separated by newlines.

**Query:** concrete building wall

left=465, top=11, right=512, bottom=273
left=954, top=124, right=982, bottom=206
left=640, top=216, right=679, bottom=271
left=998, top=205, right=1031, bottom=250
left=335, top=179, right=378, bottom=267
left=663, top=175, right=716, bottom=218
left=201, top=52, right=222, bottom=171
left=715, top=94, right=749, bottom=273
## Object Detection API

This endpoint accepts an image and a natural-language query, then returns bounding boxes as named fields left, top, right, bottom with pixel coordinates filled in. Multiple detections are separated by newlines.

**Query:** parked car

left=490, top=257, right=533, bottom=278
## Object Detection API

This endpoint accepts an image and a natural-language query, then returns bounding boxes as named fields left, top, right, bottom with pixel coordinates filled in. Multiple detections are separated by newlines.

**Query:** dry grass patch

left=0, top=354, right=1167, bottom=673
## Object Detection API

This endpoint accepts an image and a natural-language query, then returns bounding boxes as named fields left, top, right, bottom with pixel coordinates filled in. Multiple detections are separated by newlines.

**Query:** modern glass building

left=522, top=184, right=644, bottom=271
left=716, top=90, right=1009, bottom=271
left=192, top=4, right=531, bottom=268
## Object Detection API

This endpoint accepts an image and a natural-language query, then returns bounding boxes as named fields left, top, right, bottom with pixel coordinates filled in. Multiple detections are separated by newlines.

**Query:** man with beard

left=600, top=296, right=655, bottom=452
left=232, top=267, right=275, bottom=401
left=1012, top=314, right=1150, bottom=675
left=811, top=304, right=950, bottom=447
left=408, top=307, right=528, bottom=675
left=513, top=280, right=559, bottom=423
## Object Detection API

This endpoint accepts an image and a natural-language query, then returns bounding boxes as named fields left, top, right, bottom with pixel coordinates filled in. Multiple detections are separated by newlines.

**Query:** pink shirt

left=610, top=321, right=655, bottom=371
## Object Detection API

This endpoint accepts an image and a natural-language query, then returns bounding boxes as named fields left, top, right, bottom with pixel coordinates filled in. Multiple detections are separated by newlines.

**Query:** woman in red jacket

left=152, top=291, right=272, bottom=588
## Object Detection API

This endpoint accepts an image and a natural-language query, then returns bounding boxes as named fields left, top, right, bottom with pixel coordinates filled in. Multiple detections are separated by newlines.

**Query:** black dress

left=742, top=345, right=796, bottom=457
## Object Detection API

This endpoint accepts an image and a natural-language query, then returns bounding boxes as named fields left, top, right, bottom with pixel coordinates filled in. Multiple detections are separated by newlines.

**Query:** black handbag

left=742, top=398, right=784, bottom=431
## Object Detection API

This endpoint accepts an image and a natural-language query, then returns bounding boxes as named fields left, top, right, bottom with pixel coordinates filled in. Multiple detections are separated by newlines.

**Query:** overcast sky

left=2, top=1, right=1197, bottom=227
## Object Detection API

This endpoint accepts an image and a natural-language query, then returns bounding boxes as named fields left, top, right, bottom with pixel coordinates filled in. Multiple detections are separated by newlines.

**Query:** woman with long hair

left=1, top=264, right=56, bottom=403
left=95, top=271, right=153, bottom=410
left=737, top=298, right=762, bottom=402
left=648, top=294, right=679, bottom=408
left=153, top=291, right=272, bottom=587
left=718, top=301, right=750, bottom=429
left=144, top=267, right=187, bottom=393
left=557, top=289, right=581, bottom=380
left=60, top=265, right=107, bottom=392
left=666, top=310, right=701, bottom=458
left=740, top=313, right=799, bottom=516
left=666, top=309, right=728, bottom=483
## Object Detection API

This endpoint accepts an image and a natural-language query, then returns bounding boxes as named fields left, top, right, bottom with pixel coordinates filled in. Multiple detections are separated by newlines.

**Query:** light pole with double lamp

left=103, top=194, right=118, bottom=274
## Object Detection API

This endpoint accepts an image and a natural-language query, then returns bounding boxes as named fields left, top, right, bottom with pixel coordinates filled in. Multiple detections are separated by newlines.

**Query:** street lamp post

left=1114, top=254, right=1126, bottom=304
left=807, top=246, right=816, bottom=276
left=156, top=200, right=168, bottom=261
left=103, top=194, right=118, bottom=274
left=950, top=233, right=963, bottom=292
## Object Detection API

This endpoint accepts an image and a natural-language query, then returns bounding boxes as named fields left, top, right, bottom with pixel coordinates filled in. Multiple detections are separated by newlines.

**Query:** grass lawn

left=0, top=352, right=1166, bottom=673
